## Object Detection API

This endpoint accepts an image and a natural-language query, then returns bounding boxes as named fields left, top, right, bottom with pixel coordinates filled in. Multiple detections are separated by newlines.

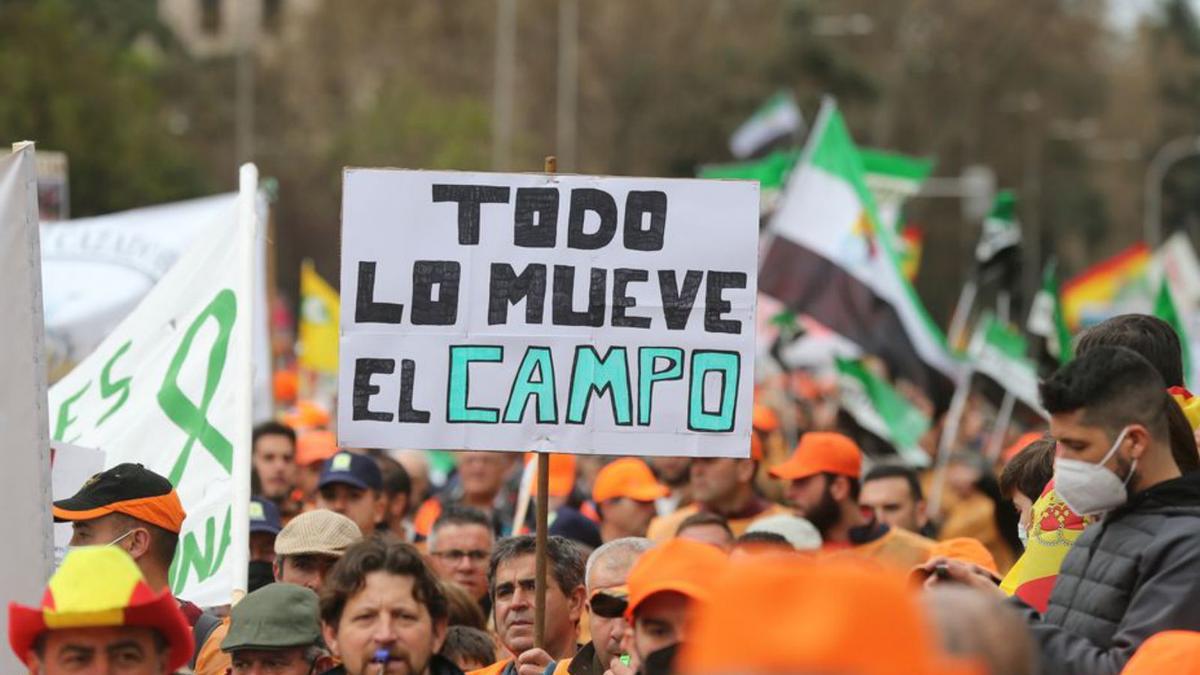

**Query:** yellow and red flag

left=298, top=258, right=340, bottom=375
left=1061, top=243, right=1151, bottom=330
left=1000, top=481, right=1087, bottom=612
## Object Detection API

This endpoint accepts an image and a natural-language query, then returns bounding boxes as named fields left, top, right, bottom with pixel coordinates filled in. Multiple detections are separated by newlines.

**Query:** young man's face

left=689, top=458, right=741, bottom=506
left=456, top=452, right=510, bottom=502
left=30, top=626, right=169, bottom=675
left=859, top=476, right=924, bottom=533
left=317, top=483, right=384, bottom=536
left=276, top=553, right=339, bottom=592
left=632, top=591, right=691, bottom=663
left=600, top=498, right=658, bottom=539
left=587, top=559, right=635, bottom=667
left=492, top=554, right=582, bottom=656
left=322, top=571, right=447, bottom=675
left=253, top=433, right=297, bottom=500
left=427, top=523, right=493, bottom=601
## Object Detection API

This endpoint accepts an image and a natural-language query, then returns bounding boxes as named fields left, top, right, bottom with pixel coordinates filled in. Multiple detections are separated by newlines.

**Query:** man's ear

left=736, top=459, right=757, bottom=484
left=313, top=654, right=337, bottom=673
left=273, top=557, right=284, bottom=582
left=321, top=621, right=340, bottom=659
left=829, top=475, right=851, bottom=502
left=1127, top=425, right=1151, bottom=461
left=915, top=499, right=929, bottom=526
left=431, top=616, right=449, bottom=654
left=373, top=492, right=388, bottom=525
left=126, top=527, right=152, bottom=562
left=568, top=584, right=587, bottom=623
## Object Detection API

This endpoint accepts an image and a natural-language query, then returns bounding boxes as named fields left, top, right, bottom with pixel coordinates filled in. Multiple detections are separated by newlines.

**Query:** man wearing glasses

left=550, top=538, right=653, bottom=675
left=427, top=505, right=496, bottom=612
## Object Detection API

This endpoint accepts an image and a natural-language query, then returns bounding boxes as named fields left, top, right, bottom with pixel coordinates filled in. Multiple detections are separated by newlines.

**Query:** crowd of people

left=13, top=312, right=1200, bottom=674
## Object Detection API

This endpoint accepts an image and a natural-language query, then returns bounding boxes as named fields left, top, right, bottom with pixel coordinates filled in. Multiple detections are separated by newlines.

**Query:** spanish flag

left=1000, top=481, right=1087, bottom=613
left=298, top=259, right=340, bottom=375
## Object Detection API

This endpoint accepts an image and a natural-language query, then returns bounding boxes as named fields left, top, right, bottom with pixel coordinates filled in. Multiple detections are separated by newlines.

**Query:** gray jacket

left=1013, top=470, right=1200, bottom=674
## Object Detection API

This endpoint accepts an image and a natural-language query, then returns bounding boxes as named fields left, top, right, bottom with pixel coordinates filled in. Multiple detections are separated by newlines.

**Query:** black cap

left=52, top=463, right=186, bottom=533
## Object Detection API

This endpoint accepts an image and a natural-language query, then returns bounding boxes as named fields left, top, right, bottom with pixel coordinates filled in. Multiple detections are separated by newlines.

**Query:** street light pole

left=1144, top=136, right=1200, bottom=247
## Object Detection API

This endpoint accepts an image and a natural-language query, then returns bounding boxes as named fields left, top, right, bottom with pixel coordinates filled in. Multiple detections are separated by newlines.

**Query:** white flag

left=46, top=166, right=259, bottom=606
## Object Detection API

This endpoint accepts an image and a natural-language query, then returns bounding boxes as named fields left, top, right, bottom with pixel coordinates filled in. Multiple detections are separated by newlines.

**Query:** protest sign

left=0, top=142, right=53, bottom=674
left=50, top=442, right=106, bottom=566
left=338, top=170, right=759, bottom=457
left=45, top=165, right=259, bottom=607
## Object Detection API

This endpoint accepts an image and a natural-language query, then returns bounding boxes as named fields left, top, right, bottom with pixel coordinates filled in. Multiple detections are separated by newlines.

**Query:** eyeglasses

left=588, top=590, right=629, bottom=619
left=430, top=549, right=489, bottom=563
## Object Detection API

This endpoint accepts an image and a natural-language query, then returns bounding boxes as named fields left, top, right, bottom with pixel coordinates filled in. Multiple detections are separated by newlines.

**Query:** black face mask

left=248, top=560, right=275, bottom=593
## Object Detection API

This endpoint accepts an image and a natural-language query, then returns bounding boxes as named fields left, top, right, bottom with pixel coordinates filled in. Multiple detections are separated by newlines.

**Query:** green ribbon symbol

left=158, top=289, right=237, bottom=486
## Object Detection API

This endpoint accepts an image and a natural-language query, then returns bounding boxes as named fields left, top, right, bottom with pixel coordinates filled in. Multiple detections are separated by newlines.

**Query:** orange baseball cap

left=625, top=538, right=729, bottom=620
left=295, top=430, right=339, bottom=467
left=753, top=404, right=780, bottom=432
left=1123, top=631, right=1200, bottom=675
left=9, top=547, right=194, bottom=672
left=593, top=458, right=669, bottom=503
left=769, top=432, right=862, bottom=481
left=1001, top=431, right=1044, bottom=464
left=53, top=463, right=187, bottom=534
left=677, top=557, right=980, bottom=675
left=273, top=369, right=298, bottom=404
left=911, top=538, right=999, bottom=586
left=282, top=400, right=331, bottom=431
left=528, top=453, right=577, bottom=498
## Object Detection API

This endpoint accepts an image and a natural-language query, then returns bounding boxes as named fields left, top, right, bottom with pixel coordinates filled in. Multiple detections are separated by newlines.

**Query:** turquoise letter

left=637, top=347, right=683, bottom=425
left=448, top=346, right=503, bottom=423
left=504, top=347, right=558, bottom=423
left=688, top=351, right=739, bottom=432
left=567, top=346, right=632, bottom=425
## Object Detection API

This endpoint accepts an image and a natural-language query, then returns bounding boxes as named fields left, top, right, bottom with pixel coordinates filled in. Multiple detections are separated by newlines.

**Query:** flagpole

left=984, top=391, right=1016, bottom=462
left=533, top=155, right=556, bottom=651
left=947, top=280, right=977, bottom=350
left=230, top=163, right=259, bottom=605
left=928, top=367, right=972, bottom=518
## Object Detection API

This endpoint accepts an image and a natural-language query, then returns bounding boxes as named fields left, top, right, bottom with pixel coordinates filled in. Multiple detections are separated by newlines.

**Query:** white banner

left=0, top=143, right=54, bottom=675
left=46, top=167, right=258, bottom=606
left=339, top=170, right=759, bottom=458
left=41, top=193, right=274, bottom=423
left=50, top=442, right=106, bottom=566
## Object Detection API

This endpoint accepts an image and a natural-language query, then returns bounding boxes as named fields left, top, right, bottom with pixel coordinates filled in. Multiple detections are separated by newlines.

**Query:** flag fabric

left=975, top=190, right=1021, bottom=264
left=699, top=150, right=801, bottom=215
left=759, top=98, right=959, bottom=408
left=1027, top=260, right=1073, bottom=374
left=1061, top=243, right=1152, bottom=330
left=834, top=357, right=931, bottom=466
left=860, top=148, right=934, bottom=232
left=298, top=258, right=340, bottom=375
left=1000, top=481, right=1086, bottom=613
left=897, top=225, right=924, bottom=282
left=1155, top=277, right=1194, bottom=388
left=729, top=90, right=803, bottom=159
left=46, top=166, right=259, bottom=607
left=969, top=313, right=1044, bottom=414
left=0, top=143, right=55, bottom=672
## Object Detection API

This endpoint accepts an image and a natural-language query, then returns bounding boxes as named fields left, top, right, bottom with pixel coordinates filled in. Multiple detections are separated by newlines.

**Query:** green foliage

left=0, top=0, right=209, bottom=216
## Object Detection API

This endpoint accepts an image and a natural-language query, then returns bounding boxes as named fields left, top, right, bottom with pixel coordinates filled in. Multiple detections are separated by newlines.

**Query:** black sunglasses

left=589, top=591, right=629, bottom=619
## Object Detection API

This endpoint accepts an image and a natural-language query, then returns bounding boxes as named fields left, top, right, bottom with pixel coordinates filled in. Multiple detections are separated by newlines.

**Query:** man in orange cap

left=593, top=459, right=669, bottom=542
left=51, top=462, right=229, bottom=673
left=620, top=538, right=729, bottom=673
left=646, top=438, right=789, bottom=542
left=9, top=546, right=194, bottom=674
left=773, top=432, right=935, bottom=569
left=294, top=429, right=339, bottom=507
left=675, top=556, right=975, bottom=675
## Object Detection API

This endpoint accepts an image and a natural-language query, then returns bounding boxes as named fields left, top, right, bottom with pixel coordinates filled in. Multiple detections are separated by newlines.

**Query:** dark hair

left=439, top=580, right=486, bottom=630
left=373, top=454, right=412, bottom=500
left=675, top=511, right=733, bottom=538
left=429, top=505, right=494, bottom=551
left=735, top=531, right=790, bottom=547
left=862, top=464, right=924, bottom=502
left=252, top=421, right=297, bottom=450
left=1040, top=346, right=1170, bottom=441
left=999, top=436, right=1055, bottom=502
left=440, top=626, right=496, bottom=669
left=488, top=535, right=586, bottom=598
left=320, top=539, right=447, bottom=627
left=1076, top=314, right=1184, bottom=387
left=111, top=513, right=178, bottom=570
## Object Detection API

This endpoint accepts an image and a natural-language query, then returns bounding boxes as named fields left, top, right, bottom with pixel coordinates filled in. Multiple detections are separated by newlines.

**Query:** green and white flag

left=698, top=149, right=800, bottom=214
left=835, top=358, right=931, bottom=467
left=1027, top=260, right=1073, bottom=367
left=1154, top=277, right=1194, bottom=388
left=970, top=313, right=1044, bottom=414
left=975, top=190, right=1021, bottom=264
left=46, top=166, right=260, bottom=607
left=860, top=148, right=934, bottom=232
left=729, top=90, right=803, bottom=159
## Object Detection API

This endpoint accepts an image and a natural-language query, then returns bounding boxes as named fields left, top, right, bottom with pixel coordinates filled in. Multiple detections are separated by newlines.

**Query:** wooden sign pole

left=533, top=155, right=557, bottom=650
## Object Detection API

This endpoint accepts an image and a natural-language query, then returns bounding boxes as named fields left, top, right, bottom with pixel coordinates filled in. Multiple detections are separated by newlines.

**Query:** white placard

left=50, top=442, right=106, bottom=566
left=339, top=170, right=759, bottom=458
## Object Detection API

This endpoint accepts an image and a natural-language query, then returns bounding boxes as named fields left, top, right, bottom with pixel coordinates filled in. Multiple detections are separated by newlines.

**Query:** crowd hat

left=592, top=458, right=670, bottom=503
left=745, top=514, right=822, bottom=551
left=274, top=509, right=362, bottom=557
left=221, top=584, right=321, bottom=652
left=528, top=453, right=577, bottom=498
left=625, top=538, right=729, bottom=621
left=249, top=497, right=283, bottom=536
left=319, top=451, right=382, bottom=492
left=676, top=557, right=979, bottom=675
left=9, top=547, right=193, bottom=672
left=53, top=463, right=186, bottom=533
left=295, top=429, right=339, bottom=467
left=752, top=403, right=780, bottom=432
left=769, top=432, right=863, bottom=482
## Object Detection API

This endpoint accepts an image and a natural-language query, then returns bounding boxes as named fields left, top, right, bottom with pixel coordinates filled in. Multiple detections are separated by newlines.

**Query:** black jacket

left=1013, top=470, right=1200, bottom=674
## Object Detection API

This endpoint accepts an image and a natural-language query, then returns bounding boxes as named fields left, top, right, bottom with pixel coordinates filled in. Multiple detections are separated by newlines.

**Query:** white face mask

left=1054, top=427, right=1137, bottom=516
left=67, top=529, right=136, bottom=556
left=1017, top=523, right=1029, bottom=548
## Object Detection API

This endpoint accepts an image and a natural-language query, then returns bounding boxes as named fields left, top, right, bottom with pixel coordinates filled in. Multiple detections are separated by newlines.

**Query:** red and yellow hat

left=9, top=546, right=194, bottom=671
